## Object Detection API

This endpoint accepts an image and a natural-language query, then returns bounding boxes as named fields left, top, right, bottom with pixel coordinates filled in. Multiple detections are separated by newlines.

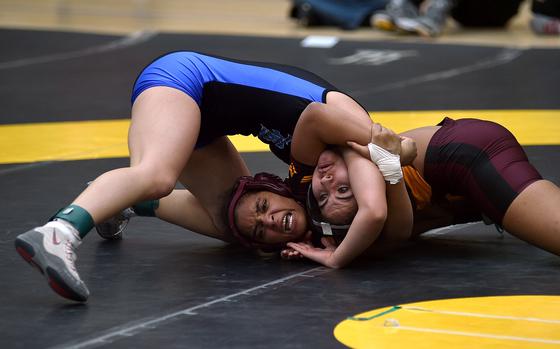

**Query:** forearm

left=328, top=210, right=385, bottom=268
left=382, top=181, right=413, bottom=242
left=327, top=151, right=387, bottom=268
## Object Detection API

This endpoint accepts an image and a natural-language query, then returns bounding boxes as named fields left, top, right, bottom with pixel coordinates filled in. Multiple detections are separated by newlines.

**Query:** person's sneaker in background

left=372, top=0, right=419, bottom=31
left=396, top=0, right=454, bottom=37
left=531, top=13, right=560, bottom=35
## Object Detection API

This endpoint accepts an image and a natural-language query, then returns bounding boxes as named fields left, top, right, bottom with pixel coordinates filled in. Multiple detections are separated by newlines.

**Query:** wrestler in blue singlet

left=132, top=51, right=338, bottom=163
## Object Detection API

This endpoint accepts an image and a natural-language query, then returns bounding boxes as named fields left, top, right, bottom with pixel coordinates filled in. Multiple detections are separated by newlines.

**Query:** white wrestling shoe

left=95, top=207, right=136, bottom=240
left=14, top=220, right=89, bottom=302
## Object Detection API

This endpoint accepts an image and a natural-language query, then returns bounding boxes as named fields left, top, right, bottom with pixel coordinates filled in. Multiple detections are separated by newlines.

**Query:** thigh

left=179, top=136, right=251, bottom=232
left=128, top=86, right=200, bottom=178
left=425, top=118, right=542, bottom=225
left=503, top=180, right=560, bottom=256
left=325, top=91, right=371, bottom=121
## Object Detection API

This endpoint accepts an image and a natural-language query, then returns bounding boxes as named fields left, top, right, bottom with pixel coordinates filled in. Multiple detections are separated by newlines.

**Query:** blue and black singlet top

left=132, top=51, right=337, bottom=164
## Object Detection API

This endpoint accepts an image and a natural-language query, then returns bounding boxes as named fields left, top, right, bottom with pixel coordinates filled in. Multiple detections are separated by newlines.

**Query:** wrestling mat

left=1, top=29, right=559, bottom=348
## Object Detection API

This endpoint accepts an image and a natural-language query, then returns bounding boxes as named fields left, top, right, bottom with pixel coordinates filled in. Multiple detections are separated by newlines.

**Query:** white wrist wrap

left=367, top=143, right=403, bottom=184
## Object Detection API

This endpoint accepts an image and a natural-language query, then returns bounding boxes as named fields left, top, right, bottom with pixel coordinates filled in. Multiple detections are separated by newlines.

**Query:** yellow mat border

left=1, top=110, right=559, bottom=164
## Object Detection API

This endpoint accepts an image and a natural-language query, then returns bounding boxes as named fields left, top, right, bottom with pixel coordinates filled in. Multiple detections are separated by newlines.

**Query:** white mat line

left=395, top=325, right=560, bottom=345
left=0, top=30, right=157, bottom=70
left=403, top=306, right=560, bottom=324
left=52, top=267, right=327, bottom=349
left=350, top=48, right=522, bottom=97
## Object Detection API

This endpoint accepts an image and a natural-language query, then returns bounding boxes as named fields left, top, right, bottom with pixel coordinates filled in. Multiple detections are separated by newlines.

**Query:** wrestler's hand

left=280, top=247, right=304, bottom=260
left=280, top=231, right=312, bottom=261
left=369, top=122, right=401, bottom=155
left=400, top=136, right=417, bottom=165
left=347, top=136, right=416, bottom=166
left=345, top=141, right=370, bottom=159
left=346, top=123, right=401, bottom=155
left=287, top=238, right=337, bottom=268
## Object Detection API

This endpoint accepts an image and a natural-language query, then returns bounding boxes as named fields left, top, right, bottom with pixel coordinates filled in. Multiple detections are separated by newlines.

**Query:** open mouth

left=282, top=212, right=293, bottom=232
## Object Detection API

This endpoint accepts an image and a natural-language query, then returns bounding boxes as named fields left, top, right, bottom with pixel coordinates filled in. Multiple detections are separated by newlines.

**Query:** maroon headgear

left=227, top=172, right=297, bottom=251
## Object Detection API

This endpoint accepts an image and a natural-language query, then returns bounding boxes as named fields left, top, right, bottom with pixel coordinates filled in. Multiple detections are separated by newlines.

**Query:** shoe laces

left=64, top=241, right=78, bottom=272
left=387, top=0, right=418, bottom=18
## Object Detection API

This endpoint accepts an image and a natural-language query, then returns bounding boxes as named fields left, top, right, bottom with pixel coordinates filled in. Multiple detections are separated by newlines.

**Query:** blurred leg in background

left=531, top=0, right=560, bottom=35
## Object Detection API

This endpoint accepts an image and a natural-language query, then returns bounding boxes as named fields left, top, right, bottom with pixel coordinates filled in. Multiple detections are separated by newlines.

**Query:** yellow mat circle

left=334, top=295, right=560, bottom=349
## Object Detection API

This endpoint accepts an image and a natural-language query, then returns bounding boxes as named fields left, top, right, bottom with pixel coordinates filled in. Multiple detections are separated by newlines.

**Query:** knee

left=149, top=176, right=177, bottom=198
left=137, top=168, right=178, bottom=199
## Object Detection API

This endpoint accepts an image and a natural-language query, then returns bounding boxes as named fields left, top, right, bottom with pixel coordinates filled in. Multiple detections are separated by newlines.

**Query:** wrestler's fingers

left=346, top=141, right=370, bottom=159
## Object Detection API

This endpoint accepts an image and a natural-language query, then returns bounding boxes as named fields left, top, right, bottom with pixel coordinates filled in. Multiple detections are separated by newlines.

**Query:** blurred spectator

left=289, top=0, right=388, bottom=30
left=531, top=0, right=560, bottom=35
left=372, top=0, right=524, bottom=37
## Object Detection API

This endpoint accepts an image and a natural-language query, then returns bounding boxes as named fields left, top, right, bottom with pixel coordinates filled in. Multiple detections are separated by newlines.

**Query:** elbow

left=361, top=204, right=388, bottom=226
left=394, top=226, right=413, bottom=243
left=400, top=213, right=414, bottom=241
left=327, top=260, right=347, bottom=270
left=384, top=218, right=414, bottom=243
left=373, top=210, right=388, bottom=226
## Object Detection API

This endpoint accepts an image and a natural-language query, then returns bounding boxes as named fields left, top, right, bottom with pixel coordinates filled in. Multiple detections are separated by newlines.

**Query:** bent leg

left=502, top=180, right=560, bottom=256
left=178, top=136, right=251, bottom=240
left=144, top=137, right=250, bottom=242
left=73, top=86, right=201, bottom=224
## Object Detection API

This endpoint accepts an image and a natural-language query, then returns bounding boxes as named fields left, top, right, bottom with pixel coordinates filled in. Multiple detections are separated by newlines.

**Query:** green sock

left=132, top=200, right=160, bottom=217
left=52, top=204, right=94, bottom=239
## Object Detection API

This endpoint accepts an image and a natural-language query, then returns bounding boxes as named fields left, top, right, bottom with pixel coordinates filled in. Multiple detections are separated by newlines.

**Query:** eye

left=257, top=224, right=265, bottom=240
left=262, top=199, right=269, bottom=212
left=257, top=198, right=268, bottom=213
left=319, top=193, right=328, bottom=201
left=337, top=186, right=349, bottom=194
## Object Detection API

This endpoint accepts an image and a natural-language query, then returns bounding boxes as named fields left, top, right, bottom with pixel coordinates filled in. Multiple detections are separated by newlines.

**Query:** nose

left=320, top=174, right=333, bottom=185
left=258, top=213, right=276, bottom=228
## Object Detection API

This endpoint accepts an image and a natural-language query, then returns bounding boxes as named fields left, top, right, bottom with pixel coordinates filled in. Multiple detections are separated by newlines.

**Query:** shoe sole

left=395, top=17, right=435, bottom=37
left=373, top=17, right=396, bottom=31
left=15, top=234, right=88, bottom=302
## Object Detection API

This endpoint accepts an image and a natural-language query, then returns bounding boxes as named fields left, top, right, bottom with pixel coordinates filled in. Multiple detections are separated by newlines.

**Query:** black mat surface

left=1, top=29, right=559, bottom=349
left=2, top=29, right=560, bottom=124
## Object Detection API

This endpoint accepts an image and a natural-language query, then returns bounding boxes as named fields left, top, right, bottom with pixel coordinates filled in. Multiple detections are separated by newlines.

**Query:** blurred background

left=0, top=0, right=558, bottom=47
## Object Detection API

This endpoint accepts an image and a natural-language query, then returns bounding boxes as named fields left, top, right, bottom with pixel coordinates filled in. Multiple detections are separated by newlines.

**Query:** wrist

left=367, top=143, right=403, bottom=184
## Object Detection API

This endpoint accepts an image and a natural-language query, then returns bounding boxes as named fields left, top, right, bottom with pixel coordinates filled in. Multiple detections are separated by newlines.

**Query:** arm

left=380, top=181, right=413, bottom=242
left=291, top=102, right=373, bottom=165
left=346, top=131, right=414, bottom=242
left=288, top=149, right=387, bottom=268
left=329, top=149, right=387, bottom=268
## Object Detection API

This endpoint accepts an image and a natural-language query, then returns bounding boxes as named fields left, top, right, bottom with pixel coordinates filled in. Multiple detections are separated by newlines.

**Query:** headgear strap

left=306, top=185, right=350, bottom=245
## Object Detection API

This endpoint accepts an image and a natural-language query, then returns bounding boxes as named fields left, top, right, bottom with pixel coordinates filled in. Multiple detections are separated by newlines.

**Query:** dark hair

left=226, top=172, right=297, bottom=251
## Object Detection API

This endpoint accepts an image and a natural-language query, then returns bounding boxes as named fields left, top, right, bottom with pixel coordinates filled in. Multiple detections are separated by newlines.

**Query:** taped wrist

left=367, top=143, right=403, bottom=184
